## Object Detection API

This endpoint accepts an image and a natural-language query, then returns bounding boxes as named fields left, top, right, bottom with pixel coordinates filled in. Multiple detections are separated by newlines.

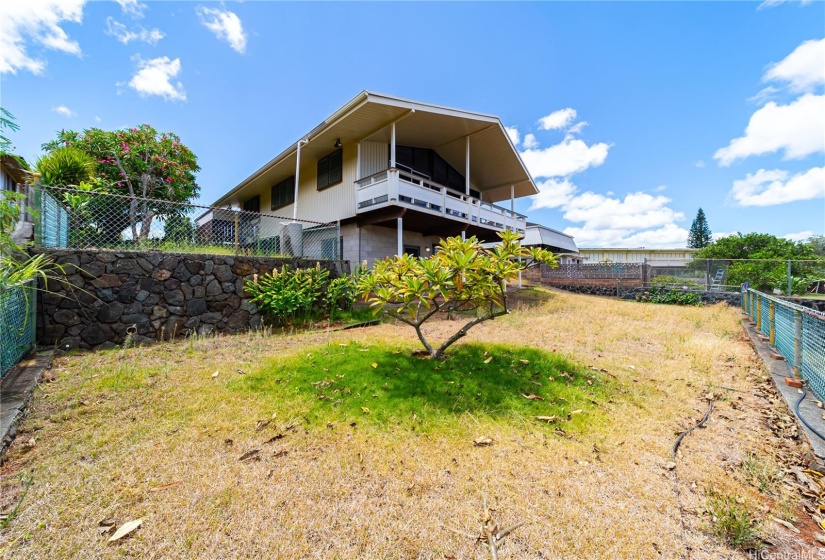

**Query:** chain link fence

left=0, top=281, right=36, bottom=378
left=647, top=258, right=825, bottom=295
left=34, top=184, right=341, bottom=260
left=744, top=289, right=825, bottom=400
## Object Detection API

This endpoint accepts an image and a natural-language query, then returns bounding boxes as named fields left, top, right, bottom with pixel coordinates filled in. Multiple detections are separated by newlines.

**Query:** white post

left=356, top=142, right=361, bottom=180
left=509, top=185, right=515, bottom=231
left=390, top=122, right=396, bottom=168
left=465, top=136, right=470, bottom=196
left=397, top=216, right=403, bottom=257
left=293, top=139, right=307, bottom=220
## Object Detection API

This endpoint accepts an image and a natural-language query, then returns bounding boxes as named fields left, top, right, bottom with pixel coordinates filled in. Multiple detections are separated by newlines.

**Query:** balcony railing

left=355, top=169, right=527, bottom=233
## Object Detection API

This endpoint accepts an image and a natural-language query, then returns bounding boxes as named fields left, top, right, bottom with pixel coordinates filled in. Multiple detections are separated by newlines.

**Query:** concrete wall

left=340, top=224, right=442, bottom=267
left=34, top=249, right=349, bottom=351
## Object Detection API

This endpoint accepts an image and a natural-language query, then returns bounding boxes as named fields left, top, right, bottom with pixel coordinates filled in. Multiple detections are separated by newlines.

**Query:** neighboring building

left=578, top=247, right=698, bottom=266
left=207, top=91, right=538, bottom=265
left=1, top=154, right=29, bottom=193
left=522, top=223, right=580, bottom=264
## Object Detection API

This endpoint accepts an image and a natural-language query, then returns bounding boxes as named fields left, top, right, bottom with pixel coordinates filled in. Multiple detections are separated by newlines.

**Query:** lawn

left=0, top=288, right=816, bottom=559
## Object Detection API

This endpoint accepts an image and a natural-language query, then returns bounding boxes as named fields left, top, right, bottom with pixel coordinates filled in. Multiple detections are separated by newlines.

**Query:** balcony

left=355, top=168, right=527, bottom=234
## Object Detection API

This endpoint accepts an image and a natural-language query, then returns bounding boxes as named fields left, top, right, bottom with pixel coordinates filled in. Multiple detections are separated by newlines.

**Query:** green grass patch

left=231, top=342, right=611, bottom=432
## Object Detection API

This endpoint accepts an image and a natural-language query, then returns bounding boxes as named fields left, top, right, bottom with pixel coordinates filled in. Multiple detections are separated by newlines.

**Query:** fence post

left=233, top=212, right=239, bottom=255
left=793, top=309, right=802, bottom=379
left=756, top=293, right=762, bottom=331
left=787, top=260, right=792, bottom=297
left=769, top=300, right=775, bottom=346
left=28, top=280, right=37, bottom=352
left=705, top=259, right=710, bottom=291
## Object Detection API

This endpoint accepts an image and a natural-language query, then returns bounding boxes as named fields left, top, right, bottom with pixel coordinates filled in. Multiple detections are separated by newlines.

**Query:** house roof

left=215, top=91, right=538, bottom=207
left=523, top=223, right=579, bottom=253
left=1, top=154, right=30, bottom=185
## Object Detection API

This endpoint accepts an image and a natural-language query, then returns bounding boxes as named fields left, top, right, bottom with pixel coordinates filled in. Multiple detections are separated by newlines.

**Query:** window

left=271, top=176, right=295, bottom=210
left=394, top=145, right=479, bottom=198
left=243, top=195, right=260, bottom=213
left=403, top=245, right=420, bottom=258
left=317, top=149, right=343, bottom=190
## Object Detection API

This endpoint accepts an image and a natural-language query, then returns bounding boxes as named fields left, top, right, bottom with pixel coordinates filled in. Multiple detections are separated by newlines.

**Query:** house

left=522, top=223, right=580, bottom=264
left=578, top=247, right=698, bottom=266
left=207, top=92, right=538, bottom=265
left=1, top=154, right=29, bottom=194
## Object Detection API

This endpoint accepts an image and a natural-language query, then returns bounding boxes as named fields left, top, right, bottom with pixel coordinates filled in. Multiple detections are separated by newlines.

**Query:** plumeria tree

left=357, top=230, right=559, bottom=359
left=43, top=125, right=200, bottom=242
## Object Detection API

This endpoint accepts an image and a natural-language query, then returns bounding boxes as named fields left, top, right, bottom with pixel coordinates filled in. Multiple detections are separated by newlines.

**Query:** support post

left=397, top=216, right=403, bottom=257
left=510, top=185, right=515, bottom=231
left=769, top=300, right=775, bottom=347
left=465, top=136, right=471, bottom=196
left=793, top=310, right=802, bottom=379
left=390, top=122, right=396, bottom=168
left=32, top=181, right=42, bottom=247
left=356, top=142, right=361, bottom=181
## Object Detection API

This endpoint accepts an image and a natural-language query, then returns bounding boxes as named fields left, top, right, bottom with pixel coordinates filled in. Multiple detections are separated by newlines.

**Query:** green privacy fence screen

left=0, top=281, right=36, bottom=378
left=744, top=289, right=825, bottom=400
left=37, top=187, right=69, bottom=248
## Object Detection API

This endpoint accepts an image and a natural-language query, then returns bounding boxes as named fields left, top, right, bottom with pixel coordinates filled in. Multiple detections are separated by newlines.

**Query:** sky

left=1, top=0, right=823, bottom=249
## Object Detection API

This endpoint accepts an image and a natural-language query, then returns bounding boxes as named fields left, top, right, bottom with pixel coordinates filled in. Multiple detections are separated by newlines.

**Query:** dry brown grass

left=0, top=288, right=816, bottom=559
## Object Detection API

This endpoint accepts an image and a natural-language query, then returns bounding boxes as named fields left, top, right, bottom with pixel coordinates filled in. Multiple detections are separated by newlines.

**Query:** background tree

left=43, top=125, right=200, bottom=242
left=695, top=232, right=823, bottom=293
left=163, top=214, right=195, bottom=244
left=687, top=208, right=712, bottom=248
left=35, top=147, right=95, bottom=187
left=809, top=234, right=825, bottom=257
left=358, top=231, right=558, bottom=359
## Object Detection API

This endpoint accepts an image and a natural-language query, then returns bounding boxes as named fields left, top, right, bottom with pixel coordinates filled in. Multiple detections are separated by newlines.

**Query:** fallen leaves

left=108, top=519, right=142, bottom=543
left=371, top=362, right=378, bottom=369
left=473, top=436, right=493, bottom=447
left=483, top=357, right=493, bottom=364
left=149, top=481, right=183, bottom=492
left=211, top=371, right=219, bottom=379
left=238, top=449, right=261, bottom=462
left=535, top=415, right=559, bottom=423
left=521, top=393, right=544, bottom=401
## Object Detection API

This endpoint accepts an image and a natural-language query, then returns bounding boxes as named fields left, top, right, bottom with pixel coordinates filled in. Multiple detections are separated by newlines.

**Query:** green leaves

left=358, top=232, right=560, bottom=357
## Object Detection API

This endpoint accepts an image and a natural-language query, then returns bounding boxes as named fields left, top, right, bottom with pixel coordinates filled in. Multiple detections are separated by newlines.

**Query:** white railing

left=355, top=169, right=527, bottom=233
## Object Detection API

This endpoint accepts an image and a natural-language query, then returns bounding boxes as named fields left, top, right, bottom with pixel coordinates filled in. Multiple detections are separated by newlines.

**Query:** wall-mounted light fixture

left=334, top=138, right=342, bottom=148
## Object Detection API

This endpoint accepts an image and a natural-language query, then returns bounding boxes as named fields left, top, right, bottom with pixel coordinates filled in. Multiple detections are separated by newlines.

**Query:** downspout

left=293, top=138, right=309, bottom=220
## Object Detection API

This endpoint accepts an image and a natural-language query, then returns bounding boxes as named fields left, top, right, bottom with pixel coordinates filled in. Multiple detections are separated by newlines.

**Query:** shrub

left=245, top=264, right=363, bottom=327
left=636, top=286, right=702, bottom=306
left=357, top=231, right=558, bottom=358
left=706, top=494, right=761, bottom=549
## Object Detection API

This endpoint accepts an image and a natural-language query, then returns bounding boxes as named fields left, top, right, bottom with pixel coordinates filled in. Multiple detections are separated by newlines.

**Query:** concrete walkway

left=741, top=311, right=825, bottom=459
left=1, top=350, right=53, bottom=460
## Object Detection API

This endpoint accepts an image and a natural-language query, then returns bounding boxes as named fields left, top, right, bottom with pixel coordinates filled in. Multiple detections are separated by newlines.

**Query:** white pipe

left=293, top=139, right=308, bottom=220
left=510, top=185, right=514, bottom=231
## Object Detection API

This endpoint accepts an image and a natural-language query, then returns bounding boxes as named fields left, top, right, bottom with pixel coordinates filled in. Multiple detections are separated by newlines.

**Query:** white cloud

left=712, top=231, right=738, bottom=240
left=565, top=223, right=690, bottom=249
left=538, top=108, right=576, bottom=131
left=52, top=105, right=75, bottom=117
left=116, top=0, right=146, bottom=19
left=94, top=116, right=101, bottom=123
left=520, top=135, right=611, bottom=178
left=695, top=160, right=705, bottom=168
left=105, top=17, right=164, bottom=45
left=197, top=7, right=246, bottom=54
left=522, top=133, right=538, bottom=150
left=505, top=126, right=520, bottom=147
left=763, top=37, right=825, bottom=93
left=562, top=191, right=685, bottom=230
left=567, top=121, right=588, bottom=135
left=783, top=230, right=815, bottom=242
left=729, top=166, right=825, bottom=206
left=528, top=178, right=577, bottom=210
left=714, top=94, right=824, bottom=165
left=0, top=0, right=85, bottom=75
left=127, top=56, right=186, bottom=101
left=758, top=0, right=812, bottom=9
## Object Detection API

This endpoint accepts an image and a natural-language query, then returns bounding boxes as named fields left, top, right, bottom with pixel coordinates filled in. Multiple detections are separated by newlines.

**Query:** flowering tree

left=357, top=230, right=559, bottom=359
left=43, top=125, right=200, bottom=241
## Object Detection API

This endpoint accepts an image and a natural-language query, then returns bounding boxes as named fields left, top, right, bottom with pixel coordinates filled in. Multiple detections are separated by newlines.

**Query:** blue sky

left=2, top=0, right=823, bottom=248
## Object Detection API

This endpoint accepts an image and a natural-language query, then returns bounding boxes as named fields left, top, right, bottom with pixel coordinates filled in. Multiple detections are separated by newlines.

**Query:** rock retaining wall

left=33, top=249, right=349, bottom=350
